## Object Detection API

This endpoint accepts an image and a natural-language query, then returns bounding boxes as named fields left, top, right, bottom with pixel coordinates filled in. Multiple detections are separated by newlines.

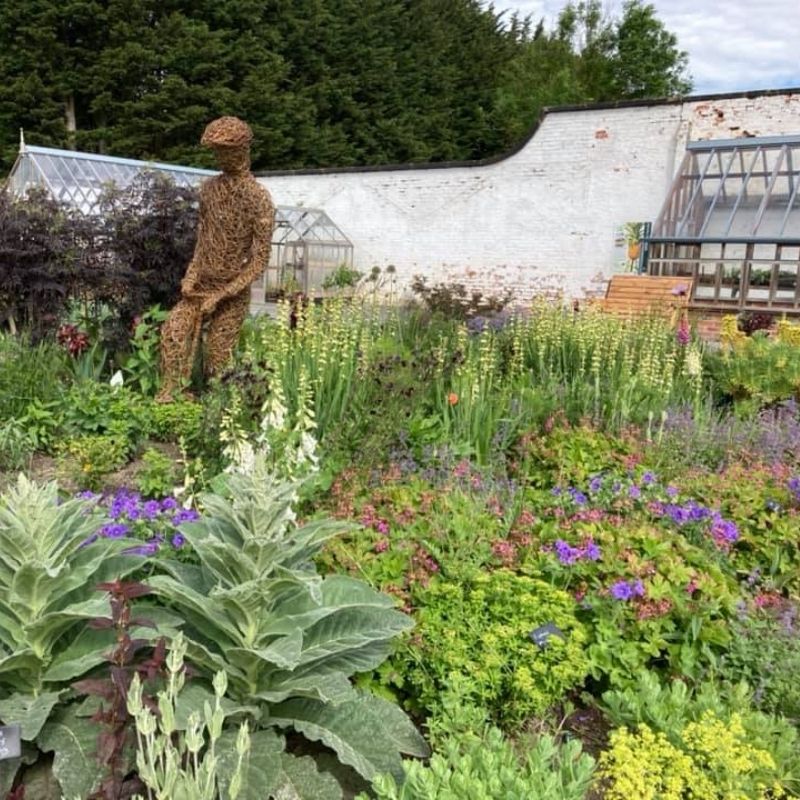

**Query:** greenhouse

left=5, top=139, right=354, bottom=299
left=264, top=206, right=355, bottom=297
left=647, top=135, right=800, bottom=312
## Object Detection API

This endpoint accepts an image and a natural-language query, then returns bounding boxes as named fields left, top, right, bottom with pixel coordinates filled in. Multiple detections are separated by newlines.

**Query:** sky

left=491, top=0, right=800, bottom=95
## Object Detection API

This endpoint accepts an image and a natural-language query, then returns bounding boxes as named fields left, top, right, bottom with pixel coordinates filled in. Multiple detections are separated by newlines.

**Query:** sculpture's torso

left=192, top=173, right=274, bottom=292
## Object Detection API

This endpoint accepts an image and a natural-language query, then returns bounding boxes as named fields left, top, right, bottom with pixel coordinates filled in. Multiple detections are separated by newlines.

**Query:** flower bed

left=2, top=298, right=800, bottom=798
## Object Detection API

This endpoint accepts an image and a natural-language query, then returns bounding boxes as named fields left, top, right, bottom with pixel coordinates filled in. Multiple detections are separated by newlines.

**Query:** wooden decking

left=595, top=275, right=693, bottom=317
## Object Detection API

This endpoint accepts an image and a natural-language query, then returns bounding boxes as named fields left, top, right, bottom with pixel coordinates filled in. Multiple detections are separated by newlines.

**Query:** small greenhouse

left=647, top=135, right=800, bottom=312
left=265, top=206, right=355, bottom=296
left=5, top=139, right=354, bottom=301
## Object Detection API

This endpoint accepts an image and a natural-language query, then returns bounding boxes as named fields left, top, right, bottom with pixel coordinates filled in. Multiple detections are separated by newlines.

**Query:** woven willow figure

left=157, top=116, right=275, bottom=401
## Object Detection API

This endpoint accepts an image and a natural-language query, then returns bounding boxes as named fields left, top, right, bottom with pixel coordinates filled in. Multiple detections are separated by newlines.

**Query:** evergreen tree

left=612, top=1, right=692, bottom=98
left=0, top=0, right=692, bottom=172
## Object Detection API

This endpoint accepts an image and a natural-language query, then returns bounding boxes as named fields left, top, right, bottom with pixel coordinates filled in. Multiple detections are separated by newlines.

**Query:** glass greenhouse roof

left=7, top=144, right=215, bottom=214
left=5, top=143, right=351, bottom=246
left=652, top=135, right=800, bottom=242
left=273, top=207, right=351, bottom=245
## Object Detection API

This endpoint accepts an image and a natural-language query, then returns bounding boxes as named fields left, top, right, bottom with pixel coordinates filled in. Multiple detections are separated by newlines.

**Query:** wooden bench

left=595, top=275, right=693, bottom=318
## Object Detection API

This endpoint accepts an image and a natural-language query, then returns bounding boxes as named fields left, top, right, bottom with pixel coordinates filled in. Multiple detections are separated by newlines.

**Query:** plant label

left=0, top=725, right=21, bottom=760
left=529, top=623, right=565, bottom=650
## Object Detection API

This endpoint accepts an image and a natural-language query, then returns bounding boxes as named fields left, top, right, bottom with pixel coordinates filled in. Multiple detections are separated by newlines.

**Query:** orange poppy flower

left=447, top=392, right=459, bottom=406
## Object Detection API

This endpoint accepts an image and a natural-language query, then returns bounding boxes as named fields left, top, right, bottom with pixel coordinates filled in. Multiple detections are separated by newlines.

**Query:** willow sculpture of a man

left=157, top=116, right=275, bottom=401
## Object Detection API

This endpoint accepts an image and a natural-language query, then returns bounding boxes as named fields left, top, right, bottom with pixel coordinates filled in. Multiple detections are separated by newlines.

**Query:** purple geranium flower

left=555, top=539, right=580, bottom=565
left=99, top=523, right=130, bottom=539
left=142, top=500, right=161, bottom=520
left=173, top=508, right=200, bottom=525
left=584, top=541, right=602, bottom=561
left=568, top=488, right=588, bottom=506
left=610, top=579, right=645, bottom=601
left=171, top=533, right=186, bottom=549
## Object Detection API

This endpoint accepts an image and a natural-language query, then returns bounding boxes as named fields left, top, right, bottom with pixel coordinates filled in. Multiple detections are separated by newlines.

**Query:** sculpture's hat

left=201, top=116, right=253, bottom=148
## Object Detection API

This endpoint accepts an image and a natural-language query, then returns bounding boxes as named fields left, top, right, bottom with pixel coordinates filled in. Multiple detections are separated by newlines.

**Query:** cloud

left=491, top=0, right=800, bottom=94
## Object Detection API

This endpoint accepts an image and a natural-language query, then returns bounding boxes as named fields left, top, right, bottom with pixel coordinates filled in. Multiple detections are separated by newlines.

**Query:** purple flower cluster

left=789, top=477, right=800, bottom=502
left=610, top=579, right=645, bottom=601
left=78, top=489, right=199, bottom=557
left=650, top=500, right=711, bottom=526
left=709, top=515, right=740, bottom=547
left=553, top=470, right=740, bottom=551
left=659, top=400, right=800, bottom=469
left=552, top=538, right=602, bottom=565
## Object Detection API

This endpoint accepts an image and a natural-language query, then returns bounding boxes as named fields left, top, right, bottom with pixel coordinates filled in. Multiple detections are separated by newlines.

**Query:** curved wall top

left=257, top=88, right=800, bottom=298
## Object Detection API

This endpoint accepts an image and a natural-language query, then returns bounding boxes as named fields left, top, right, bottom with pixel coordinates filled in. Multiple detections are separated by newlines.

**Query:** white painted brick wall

left=259, top=91, right=800, bottom=300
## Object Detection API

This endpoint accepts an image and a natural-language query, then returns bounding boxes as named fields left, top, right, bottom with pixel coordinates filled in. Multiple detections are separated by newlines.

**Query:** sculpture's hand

left=200, top=295, right=219, bottom=316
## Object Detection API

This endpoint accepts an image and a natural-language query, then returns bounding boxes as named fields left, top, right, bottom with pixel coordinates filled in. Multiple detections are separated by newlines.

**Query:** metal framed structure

left=262, top=207, right=354, bottom=297
left=7, top=141, right=216, bottom=214
left=648, top=135, right=800, bottom=312
left=6, top=140, right=354, bottom=300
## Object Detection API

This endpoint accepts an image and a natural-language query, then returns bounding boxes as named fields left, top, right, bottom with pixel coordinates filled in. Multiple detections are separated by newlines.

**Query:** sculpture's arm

left=181, top=192, right=207, bottom=296
left=217, top=190, right=276, bottom=301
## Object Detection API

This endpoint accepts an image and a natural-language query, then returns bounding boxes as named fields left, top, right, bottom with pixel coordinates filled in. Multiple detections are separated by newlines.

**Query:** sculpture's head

left=201, top=116, right=253, bottom=175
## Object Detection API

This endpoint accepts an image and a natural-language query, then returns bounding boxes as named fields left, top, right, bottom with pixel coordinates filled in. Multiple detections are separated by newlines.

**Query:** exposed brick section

left=260, top=91, right=800, bottom=302
left=693, top=313, right=724, bottom=342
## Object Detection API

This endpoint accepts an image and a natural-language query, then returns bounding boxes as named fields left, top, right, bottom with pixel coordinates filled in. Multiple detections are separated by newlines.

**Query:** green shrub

left=716, top=609, right=800, bottom=723
left=322, top=263, right=362, bottom=290
left=150, top=399, right=204, bottom=445
left=135, top=447, right=177, bottom=498
left=121, top=305, right=168, bottom=396
left=58, top=434, right=129, bottom=490
left=0, top=334, right=69, bottom=422
left=0, top=419, right=34, bottom=472
left=360, top=726, right=594, bottom=800
left=399, top=570, right=590, bottom=728
left=600, top=673, right=800, bottom=794
left=57, top=382, right=151, bottom=456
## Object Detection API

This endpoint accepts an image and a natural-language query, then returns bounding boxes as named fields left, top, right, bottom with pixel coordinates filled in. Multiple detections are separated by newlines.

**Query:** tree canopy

left=0, top=0, right=692, bottom=172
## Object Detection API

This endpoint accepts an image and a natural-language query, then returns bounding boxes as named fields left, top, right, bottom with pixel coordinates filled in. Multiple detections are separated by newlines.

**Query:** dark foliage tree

left=0, top=175, right=197, bottom=343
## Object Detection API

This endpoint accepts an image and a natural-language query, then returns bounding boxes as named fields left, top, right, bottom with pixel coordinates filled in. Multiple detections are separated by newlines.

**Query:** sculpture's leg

left=157, top=298, right=202, bottom=402
left=204, top=292, right=250, bottom=377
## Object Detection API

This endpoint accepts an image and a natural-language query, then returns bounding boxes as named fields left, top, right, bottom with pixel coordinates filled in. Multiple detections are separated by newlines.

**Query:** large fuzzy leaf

left=0, top=741, right=37, bottom=798
left=37, top=705, right=102, bottom=799
left=147, top=575, right=242, bottom=644
left=271, top=752, right=344, bottom=800
left=0, top=690, right=62, bottom=740
left=23, top=594, right=115, bottom=656
left=296, top=607, right=412, bottom=673
left=254, top=670, right=356, bottom=706
left=173, top=685, right=260, bottom=730
left=269, top=694, right=428, bottom=782
left=216, top=728, right=284, bottom=800
left=41, top=606, right=182, bottom=683
left=0, top=648, right=40, bottom=681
